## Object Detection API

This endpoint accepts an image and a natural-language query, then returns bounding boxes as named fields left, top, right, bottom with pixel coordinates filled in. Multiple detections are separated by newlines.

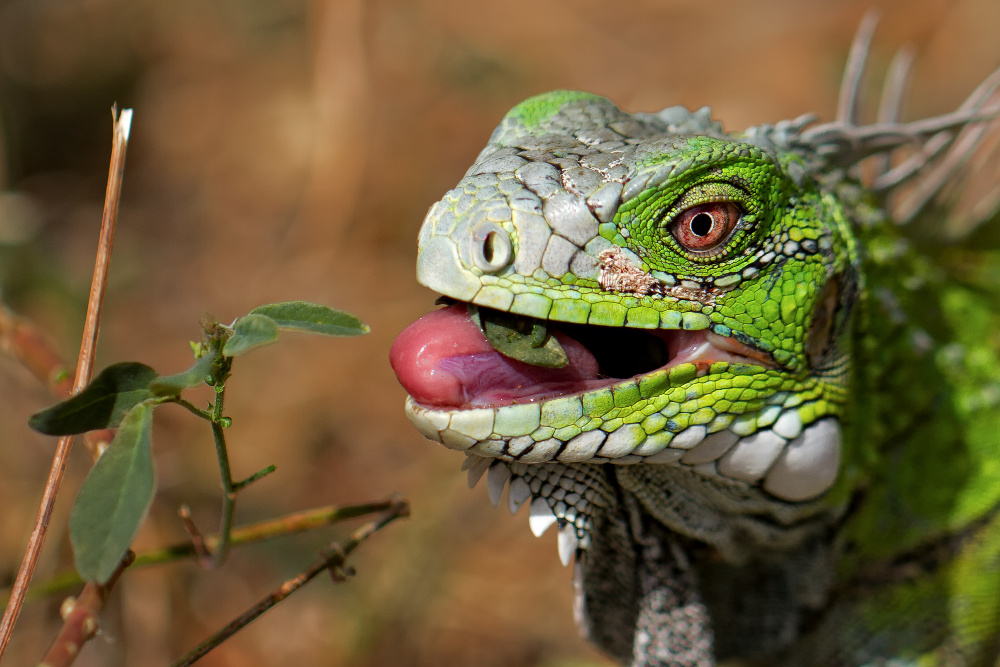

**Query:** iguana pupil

left=690, top=213, right=712, bottom=236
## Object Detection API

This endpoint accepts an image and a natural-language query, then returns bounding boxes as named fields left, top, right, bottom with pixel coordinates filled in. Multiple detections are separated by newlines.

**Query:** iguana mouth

left=391, top=303, right=776, bottom=410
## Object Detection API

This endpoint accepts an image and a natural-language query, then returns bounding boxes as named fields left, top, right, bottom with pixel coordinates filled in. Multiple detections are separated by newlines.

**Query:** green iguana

left=390, top=19, right=1000, bottom=667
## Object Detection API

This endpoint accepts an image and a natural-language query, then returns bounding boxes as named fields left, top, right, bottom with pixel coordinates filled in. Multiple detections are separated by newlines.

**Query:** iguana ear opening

left=807, top=277, right=840, bottom=368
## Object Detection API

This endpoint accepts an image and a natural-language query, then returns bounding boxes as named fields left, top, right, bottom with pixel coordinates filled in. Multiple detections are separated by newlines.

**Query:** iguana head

left=390, top=81, right=995, bottom=566
left=390, top=25, right=1000, bottom=663
left=391, top=90, right=867, bottom=550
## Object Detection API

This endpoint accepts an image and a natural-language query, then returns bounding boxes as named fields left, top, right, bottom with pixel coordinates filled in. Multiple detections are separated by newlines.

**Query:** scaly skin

left=392, top=40, right=1000, bottom=666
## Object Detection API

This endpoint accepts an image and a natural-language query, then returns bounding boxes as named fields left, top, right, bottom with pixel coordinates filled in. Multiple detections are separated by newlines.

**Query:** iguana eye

left=669, top=202, right=741, bottom=253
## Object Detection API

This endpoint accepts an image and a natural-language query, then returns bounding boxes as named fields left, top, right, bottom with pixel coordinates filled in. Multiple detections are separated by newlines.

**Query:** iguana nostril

left=470, top=222, right=512, bottom=272
left=483, top=231, right=506, bottom=265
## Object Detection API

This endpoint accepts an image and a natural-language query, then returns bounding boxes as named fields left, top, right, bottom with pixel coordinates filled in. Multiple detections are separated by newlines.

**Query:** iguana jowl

left=390, top=22, right=1000, bottom=667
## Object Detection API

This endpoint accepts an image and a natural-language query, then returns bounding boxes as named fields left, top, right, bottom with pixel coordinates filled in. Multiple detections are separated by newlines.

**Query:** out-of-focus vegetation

left=1, top=1, right=998, bottom=665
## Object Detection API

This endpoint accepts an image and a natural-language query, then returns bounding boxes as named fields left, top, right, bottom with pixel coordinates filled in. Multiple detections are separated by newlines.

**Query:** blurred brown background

left=0, top=0, right=998, bottom=665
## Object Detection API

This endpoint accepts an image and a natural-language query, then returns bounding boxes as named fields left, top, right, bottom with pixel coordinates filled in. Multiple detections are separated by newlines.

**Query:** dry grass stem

left=0, top=108, right=132, bottom=659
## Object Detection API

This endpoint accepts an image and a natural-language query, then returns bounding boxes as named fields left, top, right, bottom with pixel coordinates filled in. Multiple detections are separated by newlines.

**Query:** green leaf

left=249, top=301, right=369, bottom=336
left=149, top=350, right=217, bottom=397
left=471, top=306, right=568, bottom=369
left=28, top=362, right=158, bottom=435
left=222, top=314, right=280, bottom=357
left=70, top=402, right=156, bottom=584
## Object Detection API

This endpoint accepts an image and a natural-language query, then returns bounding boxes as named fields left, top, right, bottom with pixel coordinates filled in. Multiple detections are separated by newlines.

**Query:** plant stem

left=169, top=498, right=409, bottom=667
left=209, top=384, right=237, bottom=568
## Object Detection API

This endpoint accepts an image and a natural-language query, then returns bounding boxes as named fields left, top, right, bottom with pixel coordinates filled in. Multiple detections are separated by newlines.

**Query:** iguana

left=390, top=19, right=1000, bottom=667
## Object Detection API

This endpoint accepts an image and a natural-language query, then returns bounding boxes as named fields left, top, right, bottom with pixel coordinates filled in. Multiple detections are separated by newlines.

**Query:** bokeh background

left=0, top=0, right=998, bottom=665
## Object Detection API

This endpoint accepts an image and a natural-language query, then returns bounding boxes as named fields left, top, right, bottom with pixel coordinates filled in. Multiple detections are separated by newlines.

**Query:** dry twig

left=8, top=499, right=400, bottom=603
left=0, top=107, right=133, bottom=658
left=169, top=498, right=410, bottom=667
left=36, top=553, right=134, bottom=667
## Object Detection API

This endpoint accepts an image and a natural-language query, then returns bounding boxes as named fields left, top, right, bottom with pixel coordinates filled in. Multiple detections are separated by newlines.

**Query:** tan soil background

left=1, top=0, right=998, bottom=665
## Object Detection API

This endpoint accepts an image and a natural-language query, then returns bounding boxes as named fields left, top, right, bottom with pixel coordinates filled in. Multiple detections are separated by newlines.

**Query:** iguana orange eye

left=670, top=202, right=742, bottom=252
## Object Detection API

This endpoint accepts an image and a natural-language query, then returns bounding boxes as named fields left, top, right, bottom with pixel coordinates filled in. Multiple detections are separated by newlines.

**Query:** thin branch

left=172, top=397, right=214, bottom=421
left=0, top=107, right=132, bottom=658
left=178, top=506, right=212, bottom=568
left=0, top=306, right=73, bottom=397
left=232, top=464, right=277, bottom=492
left=35, top=552, right=134, bottom=667
left=3, top=500, right=398, bottom=605
left=169, top=498, right=410, bottom=667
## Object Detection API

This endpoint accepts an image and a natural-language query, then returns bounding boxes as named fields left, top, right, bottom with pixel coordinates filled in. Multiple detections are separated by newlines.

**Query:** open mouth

left=391, top=301, right=842, bottom=505
left=390, top=303, right=777, bottom=410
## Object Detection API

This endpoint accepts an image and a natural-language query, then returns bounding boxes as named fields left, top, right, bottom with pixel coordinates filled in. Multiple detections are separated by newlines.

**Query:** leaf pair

left=27, top=300, right=368, bottom=584
left=28, top=362, right=157, bottom=436
left=23, top=361, right=162, bottom=583
left=26, top=355, right=220, bottom=583
left=69, top=403, right=155, bottom=583
left=29, top=302, right=370, bottom=436
left=223, top=301, right=369, bottom=357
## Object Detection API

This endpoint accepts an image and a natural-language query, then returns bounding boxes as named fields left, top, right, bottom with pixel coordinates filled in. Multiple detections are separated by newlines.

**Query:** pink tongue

left=390, top=305, right=602, bottom=409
